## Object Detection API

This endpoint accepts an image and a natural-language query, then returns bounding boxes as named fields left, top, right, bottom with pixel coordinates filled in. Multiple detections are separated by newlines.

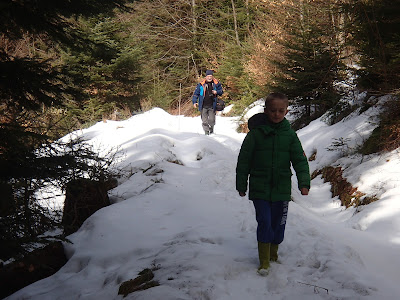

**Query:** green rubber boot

left=257, top=242, right=270, bottom=276
left=270, top=244, right=279, bottom=262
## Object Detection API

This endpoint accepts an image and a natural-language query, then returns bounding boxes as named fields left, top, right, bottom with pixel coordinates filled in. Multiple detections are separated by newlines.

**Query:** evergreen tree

left=62, top=16, right=143, bottom=124
left=0, top=0, right=133, bottom=259
left=345, top=0, right=400, bottom=92
left=266, top=0, right=343, bottom=128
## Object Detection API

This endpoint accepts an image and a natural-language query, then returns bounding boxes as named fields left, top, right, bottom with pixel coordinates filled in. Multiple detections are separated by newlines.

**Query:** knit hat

left=205, top=69, right=214, bottom=76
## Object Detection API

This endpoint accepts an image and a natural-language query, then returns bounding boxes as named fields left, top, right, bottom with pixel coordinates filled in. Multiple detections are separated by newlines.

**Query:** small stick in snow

left=297, top=281, right=329, bottom=294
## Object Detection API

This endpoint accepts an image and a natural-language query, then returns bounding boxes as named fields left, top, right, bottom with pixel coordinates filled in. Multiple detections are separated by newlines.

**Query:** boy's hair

left=265, top=92, right=289, bottom=107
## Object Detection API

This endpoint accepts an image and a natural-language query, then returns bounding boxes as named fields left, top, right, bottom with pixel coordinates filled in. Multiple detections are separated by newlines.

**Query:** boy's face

left=264, top=99, right=288, bottom=123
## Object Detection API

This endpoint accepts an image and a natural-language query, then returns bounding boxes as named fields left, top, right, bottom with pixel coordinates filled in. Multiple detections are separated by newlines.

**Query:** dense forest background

left=1, top=0, right=400, bottom=259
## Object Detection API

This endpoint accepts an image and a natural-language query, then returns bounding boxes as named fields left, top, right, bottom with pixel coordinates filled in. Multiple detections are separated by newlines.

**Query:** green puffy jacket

left=236, top=118, right=310, bottom=201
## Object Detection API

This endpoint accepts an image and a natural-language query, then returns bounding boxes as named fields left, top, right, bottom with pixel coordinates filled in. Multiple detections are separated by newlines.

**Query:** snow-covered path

left=7, top=107, right=400, bottom=299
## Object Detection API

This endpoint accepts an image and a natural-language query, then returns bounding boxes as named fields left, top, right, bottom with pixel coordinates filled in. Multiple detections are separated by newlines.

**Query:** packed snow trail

left=7, top=108, right=400, bottom=300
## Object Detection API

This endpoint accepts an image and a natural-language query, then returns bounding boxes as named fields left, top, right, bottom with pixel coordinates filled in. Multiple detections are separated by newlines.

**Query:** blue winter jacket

left=192, top=78, right=223, bottom=111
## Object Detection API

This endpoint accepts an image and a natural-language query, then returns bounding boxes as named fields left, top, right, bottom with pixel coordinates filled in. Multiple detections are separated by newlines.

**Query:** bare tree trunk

left=329, top=1, right=345, bottom=56
left=191, top=0, right=197, bottom=49
left=231, top=0, right=241, bottom=46
left=190, top=0, right=200, bottom=78
left=23, top=180, right=34, bottom=237
left=245, top=0, right=250, bottom=33
left=299, top=0, right=305, bottom=32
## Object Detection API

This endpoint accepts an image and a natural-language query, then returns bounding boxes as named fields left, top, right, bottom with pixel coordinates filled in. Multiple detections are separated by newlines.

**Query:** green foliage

left=0, top=57, right=72, bottom=111
left=273, top=37, right=341, bottom=103
left=326, top=137, right=353, bottom=157
left=0, top=0, right=132, bottom=50
left=0, top=0, right=134, bottom=260
left=266, top=1, right=343, bottom=128
left=359, top=126, right=382, bottom=155
left=360, top=97, right=400, bottom=155
left=217, top=42, right=262, bottom=107
left=61, top=16, right=143, bottom=122
left=346, top=0, right=400, bottom=92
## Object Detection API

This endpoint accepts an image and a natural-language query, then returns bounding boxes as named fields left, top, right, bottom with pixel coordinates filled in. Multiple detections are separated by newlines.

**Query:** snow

left=6, top=99, right=400, bottom=300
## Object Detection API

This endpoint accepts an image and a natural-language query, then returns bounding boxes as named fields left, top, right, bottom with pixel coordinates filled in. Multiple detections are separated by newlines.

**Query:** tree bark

left=191, top=0, right=197, bottom=49
left=231, top=0, right=241, bottom=46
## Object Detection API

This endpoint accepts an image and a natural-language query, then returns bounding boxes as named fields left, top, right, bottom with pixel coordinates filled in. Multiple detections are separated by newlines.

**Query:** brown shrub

left=312, top=166, right=378, bottom=208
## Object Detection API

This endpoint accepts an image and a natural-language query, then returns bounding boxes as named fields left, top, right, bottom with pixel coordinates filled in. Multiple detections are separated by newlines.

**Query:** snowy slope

left=7, top=101, right=400, bottom=300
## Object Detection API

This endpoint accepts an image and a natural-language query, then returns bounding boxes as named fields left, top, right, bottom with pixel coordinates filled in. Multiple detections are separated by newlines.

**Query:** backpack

left=215, top=98, right=225, bottom=111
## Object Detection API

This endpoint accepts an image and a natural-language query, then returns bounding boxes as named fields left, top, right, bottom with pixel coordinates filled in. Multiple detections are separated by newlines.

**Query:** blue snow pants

left=252, top=200, right=289, bottom=244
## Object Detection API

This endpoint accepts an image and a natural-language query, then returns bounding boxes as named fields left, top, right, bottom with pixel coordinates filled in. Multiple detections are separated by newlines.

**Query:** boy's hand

left=238, top=191, right=246, bottom=197
left=300, top=188, right=309, bottom=195
left=193, top=103, right=198, bottom=108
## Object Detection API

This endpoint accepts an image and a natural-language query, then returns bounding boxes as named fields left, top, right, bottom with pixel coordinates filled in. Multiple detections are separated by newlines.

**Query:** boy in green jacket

left=236, top=92, right=310, bottom=275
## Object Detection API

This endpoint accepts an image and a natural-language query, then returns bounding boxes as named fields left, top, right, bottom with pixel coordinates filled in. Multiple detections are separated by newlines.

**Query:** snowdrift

left=7, top=101, right=400, bottom=300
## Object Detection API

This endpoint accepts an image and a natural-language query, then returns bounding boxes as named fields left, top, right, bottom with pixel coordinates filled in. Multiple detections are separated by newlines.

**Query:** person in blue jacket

left=192, top=70, right=224, bottom=135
